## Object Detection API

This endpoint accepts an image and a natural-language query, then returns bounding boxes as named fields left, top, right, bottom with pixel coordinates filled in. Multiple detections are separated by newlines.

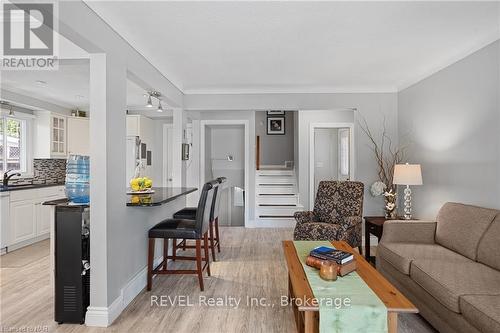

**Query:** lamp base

left=403, top=185, right=412, bottom=220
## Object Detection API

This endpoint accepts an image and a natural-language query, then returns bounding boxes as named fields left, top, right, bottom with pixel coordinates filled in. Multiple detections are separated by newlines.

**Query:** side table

left=364, top=216, right=389, bottom=265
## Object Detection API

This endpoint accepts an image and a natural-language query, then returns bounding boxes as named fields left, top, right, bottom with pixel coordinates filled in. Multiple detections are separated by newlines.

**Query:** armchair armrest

left=380, top=220, right=437, bottom=244
left=294, top=211, right=318, bottom=224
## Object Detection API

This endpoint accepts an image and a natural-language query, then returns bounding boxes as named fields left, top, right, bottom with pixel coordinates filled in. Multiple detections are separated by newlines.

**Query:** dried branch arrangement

left=358, top=113, right=407, bottom=192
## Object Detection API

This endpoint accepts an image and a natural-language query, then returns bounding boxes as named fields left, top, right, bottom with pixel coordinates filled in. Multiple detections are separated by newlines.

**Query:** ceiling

left=85, top=1, right=500, bottom=94
left=0, top=61, right=166, bottom=114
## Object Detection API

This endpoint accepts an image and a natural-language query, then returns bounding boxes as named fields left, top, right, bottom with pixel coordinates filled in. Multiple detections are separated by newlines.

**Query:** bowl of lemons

left=127, top=177, right=154, bottom=194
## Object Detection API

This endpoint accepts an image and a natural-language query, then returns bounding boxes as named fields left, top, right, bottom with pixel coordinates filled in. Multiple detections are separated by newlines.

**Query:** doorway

left=200, top=120, right=249, bottom=227
left=309, top=123, right=355, bottom=208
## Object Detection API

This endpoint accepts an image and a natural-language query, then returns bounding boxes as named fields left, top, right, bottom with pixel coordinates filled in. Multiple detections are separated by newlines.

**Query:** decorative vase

left=383, top=189, right=398, bottom=220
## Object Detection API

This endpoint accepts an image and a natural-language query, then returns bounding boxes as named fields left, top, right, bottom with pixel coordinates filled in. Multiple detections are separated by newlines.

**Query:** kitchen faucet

left=3, top=169, right=21, bottom=187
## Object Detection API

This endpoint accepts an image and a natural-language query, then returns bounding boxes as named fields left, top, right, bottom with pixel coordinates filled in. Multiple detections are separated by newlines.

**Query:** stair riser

left=257, top=187, right=296, bottom=194
left=257, top=196, right=299, bottom=205
left=257, top=207, right=303, bottom=217
left=256, top=171, right=294, bottom=176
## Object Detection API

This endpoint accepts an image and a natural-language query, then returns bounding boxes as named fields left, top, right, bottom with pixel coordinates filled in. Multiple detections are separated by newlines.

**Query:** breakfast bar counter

left=126, top=187, right=197, bottom=207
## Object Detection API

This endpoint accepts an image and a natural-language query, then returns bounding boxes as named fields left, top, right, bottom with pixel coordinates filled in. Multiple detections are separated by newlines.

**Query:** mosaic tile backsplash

left=10, top=159, right=66, bottom=185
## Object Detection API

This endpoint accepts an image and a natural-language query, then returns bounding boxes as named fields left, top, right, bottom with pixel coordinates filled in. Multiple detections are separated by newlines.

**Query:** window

left=0, top=116, right=26, bottom=173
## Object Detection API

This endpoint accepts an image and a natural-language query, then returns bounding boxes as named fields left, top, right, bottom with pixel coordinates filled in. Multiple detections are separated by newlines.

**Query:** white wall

left=398, top=40, right=500, bottom=218
left=255, top=111, right=294, bottom=165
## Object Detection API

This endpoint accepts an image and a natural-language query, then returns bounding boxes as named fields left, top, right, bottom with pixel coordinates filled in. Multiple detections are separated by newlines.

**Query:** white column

left=87, top=53, right=127, bottom=325
left=172, top=108, right=183, bottom=187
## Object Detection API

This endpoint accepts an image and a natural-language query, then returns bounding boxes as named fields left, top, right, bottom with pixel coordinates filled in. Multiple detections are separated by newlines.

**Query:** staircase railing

left=256, top=135, right=260, bottom=170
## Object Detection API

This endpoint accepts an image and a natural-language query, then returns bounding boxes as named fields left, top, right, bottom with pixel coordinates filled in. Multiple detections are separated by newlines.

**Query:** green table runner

left=293, top=241, right=388, bottom=333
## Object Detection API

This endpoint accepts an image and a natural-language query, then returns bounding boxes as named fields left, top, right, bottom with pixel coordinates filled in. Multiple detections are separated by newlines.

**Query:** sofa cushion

left=435, top=202, right=498, bottom=260
left=410, top=259, right=500, bottom=313
left=377, top=242, right=469, bottom=275
left=460, top=295, right=500, bottom=333
left=477, top=214, right=500, bottom=270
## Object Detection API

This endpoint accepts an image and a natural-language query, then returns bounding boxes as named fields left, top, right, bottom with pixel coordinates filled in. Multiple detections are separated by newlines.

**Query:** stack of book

left=306, top=246, right=357, bottom=277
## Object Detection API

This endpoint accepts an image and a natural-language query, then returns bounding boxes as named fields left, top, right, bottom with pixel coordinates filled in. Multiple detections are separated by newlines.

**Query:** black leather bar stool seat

left=148, top=219, right=198, bottom=239
left=147, top=179, right=219, bottom=292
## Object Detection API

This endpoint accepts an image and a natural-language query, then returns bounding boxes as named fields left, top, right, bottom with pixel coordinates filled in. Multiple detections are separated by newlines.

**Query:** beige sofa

left=377, top=202, right=500, bottom=333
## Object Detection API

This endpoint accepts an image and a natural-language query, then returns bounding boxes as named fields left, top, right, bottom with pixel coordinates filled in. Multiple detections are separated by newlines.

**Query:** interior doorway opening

left=309, top=123, right=355, bottom=208
left=200, top=121, right=249, bottom=227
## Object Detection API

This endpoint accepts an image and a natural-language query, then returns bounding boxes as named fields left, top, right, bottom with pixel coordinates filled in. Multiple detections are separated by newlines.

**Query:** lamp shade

left=393, top=164, right=423, bottom=185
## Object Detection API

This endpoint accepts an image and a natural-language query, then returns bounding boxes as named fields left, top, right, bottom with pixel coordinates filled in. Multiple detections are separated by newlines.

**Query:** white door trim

left=309, top=122, right=355, bottom=209
left=162, top=124, right=173, bottom=187
left=200, top=120, right=250, bottom=227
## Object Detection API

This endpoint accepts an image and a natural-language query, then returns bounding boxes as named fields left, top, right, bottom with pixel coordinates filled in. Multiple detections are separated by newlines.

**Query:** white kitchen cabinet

left=34, top=111, right=67, bottom=158
left=36, top=202, right=52, bottom=235
left=127, top=115, right=155, bottom=175
left=1, top=186, right=65, bottom=252
left=67, top=117, right=90, bottom=156
left=10, top=200, right=37, bottom=245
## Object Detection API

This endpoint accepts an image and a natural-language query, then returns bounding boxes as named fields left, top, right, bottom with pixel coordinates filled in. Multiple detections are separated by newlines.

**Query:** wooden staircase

left=255, top=168, right=303, bottom=227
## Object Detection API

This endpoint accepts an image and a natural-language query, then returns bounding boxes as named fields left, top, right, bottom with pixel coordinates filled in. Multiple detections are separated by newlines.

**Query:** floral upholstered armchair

left=293, top=181, right=364, bottom=250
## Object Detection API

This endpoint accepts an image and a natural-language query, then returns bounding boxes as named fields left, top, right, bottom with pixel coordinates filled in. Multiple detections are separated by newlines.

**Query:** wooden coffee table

left=283, top=240, right=418, bottom=333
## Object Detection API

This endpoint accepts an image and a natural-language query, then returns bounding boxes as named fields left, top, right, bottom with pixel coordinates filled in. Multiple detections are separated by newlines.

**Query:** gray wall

left=255, top=111, right=294, bottom=165
left=398, top=40, right=500, bottom=218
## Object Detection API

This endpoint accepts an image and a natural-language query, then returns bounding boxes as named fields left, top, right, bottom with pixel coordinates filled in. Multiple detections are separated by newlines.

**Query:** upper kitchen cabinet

left=34, top=111, right=67, bottom=158
left=67, top=117, right=90, bottom=156
left=34, top=111, right=90, bottom=158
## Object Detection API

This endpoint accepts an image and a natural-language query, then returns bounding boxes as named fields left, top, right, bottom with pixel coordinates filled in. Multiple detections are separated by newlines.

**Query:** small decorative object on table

left=383, top=189, right=398, bottom=219
left=127, top=177, right=154, bottom=194
left=319, top=261, right=338, bottom=281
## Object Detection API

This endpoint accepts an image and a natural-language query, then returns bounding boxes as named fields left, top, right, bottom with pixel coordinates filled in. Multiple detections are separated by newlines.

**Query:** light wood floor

left=1, top=227, right=435, bottom=333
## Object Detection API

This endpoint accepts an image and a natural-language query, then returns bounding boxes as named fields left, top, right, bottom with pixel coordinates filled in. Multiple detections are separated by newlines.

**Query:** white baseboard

left=85, top=255, right=164, bottom=327
left=5, top=233, right=49, bottom=253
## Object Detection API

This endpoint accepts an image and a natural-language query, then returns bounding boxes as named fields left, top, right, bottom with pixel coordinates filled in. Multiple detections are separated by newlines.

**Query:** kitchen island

left=126, top=187, right=197, bottom=207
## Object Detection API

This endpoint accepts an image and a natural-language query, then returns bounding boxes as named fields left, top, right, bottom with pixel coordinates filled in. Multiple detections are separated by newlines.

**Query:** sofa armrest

left=380, top=220, right=437, bottom=244
left=294, top=211, right=318, bottom=224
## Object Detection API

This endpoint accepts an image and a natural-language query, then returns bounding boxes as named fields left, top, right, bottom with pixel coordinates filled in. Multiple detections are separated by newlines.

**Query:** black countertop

left=0, top=182, right=65, bottom=192
left=126, top=187, right=197, bottom=207
left=42, top=198, right=90, bottom=209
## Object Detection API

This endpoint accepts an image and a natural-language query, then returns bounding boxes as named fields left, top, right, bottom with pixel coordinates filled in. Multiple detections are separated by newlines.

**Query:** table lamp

left=393, top=163, right=423, bottom=219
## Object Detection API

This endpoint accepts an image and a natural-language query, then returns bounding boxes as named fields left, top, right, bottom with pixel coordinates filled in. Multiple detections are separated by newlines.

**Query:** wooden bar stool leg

left=163, top=238, right=169, bottom=271
left=147, top=238, right=155, bottom=291
left=172, top=238, right=177, bottom=261
left=182, top=238, right=187, bottom=251
left=215, top=217, right=221, bottom=252
left=209, top=220, right=216, bottom=261
left=196, top=239, right=204, bottom=291
left=204, top=232, right=211, bottom=276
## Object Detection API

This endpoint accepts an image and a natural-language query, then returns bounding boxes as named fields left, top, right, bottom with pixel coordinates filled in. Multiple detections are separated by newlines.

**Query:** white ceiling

left=86, top=1, right=500, bottom=94
left=0, top=61, right=164, bottom=114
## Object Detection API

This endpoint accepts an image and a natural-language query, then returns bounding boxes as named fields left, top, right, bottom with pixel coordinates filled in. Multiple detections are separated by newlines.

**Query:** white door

left=10, top=200, right=36, bottom=244
left=163, top=124, right=174, bottom=187
left=314, top=128, right=339, bottom=195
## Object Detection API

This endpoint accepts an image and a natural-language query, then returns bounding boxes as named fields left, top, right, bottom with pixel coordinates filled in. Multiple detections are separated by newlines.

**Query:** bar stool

left=175, top=177, right=226, bottom=261
left=147, top=179, right=218, bottom=291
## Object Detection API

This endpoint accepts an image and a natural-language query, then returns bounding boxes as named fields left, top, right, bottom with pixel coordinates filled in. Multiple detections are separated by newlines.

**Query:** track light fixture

left=145, top=91, right=163, bottom=112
